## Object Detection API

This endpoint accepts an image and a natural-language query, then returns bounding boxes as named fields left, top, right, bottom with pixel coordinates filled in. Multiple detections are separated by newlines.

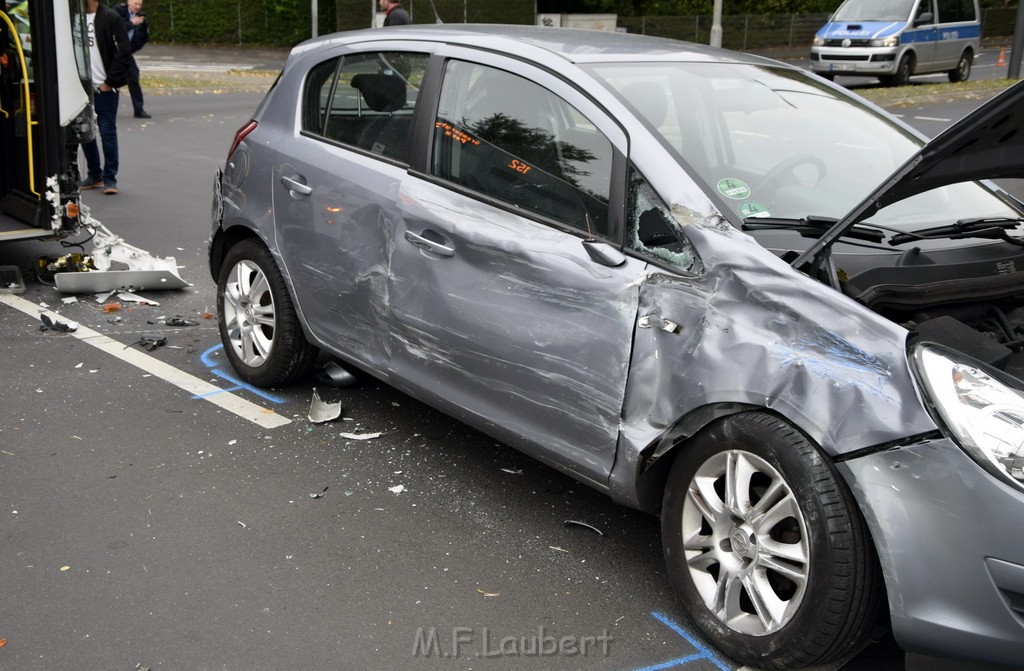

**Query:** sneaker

left=134, top=111, right=151, bottom=119
left=80, top=177, right=103, bottom=190
left=102, top=184, right=118, bottom=195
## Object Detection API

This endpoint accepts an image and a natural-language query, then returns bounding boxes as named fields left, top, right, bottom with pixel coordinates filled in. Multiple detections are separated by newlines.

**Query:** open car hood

left=793, top=80, right=1024, bottom=272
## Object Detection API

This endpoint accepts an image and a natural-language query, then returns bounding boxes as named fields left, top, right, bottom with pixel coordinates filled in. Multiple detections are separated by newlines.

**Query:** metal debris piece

left=308, top=388, right=343, bottom=424
left=563, top=520, right=605, bottom=536
left=237, top=521, right=247, bottom=529
left=477, top=588, right=501, bottom=597
left=309, top=486, right=329, bottom=499
left=134, top=334, right=167, bottom=351
left=39, top=314, right=79, bottom=333
left=317, top=361, right=358, bottom=388
left=549, top=546, right=570, bottom=553
left=388, top=485, right=405, bottom=494
left=500, top=468, right=523, bottom=475
left=339, top=431, right=382, bottom=440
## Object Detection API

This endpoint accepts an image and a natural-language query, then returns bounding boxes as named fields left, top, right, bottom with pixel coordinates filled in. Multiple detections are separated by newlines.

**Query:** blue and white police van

left=810, top=0, right=980, bottom=85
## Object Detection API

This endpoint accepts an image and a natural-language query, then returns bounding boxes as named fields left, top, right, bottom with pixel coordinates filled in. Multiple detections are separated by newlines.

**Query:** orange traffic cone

left=997, top=47, right=1007, bottom=66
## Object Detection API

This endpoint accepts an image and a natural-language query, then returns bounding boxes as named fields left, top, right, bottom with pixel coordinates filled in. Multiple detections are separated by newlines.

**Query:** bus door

left=1, top=0, right=91, bottom=240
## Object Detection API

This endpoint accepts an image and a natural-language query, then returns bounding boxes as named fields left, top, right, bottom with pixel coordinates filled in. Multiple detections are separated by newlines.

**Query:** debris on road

left=133, top=334, right=167, bottom=351
left=308, top=389, right=342, bottom=424
left=39, top=314, right=78, bottom=333
left=500, top=468, right=523, bottom=475
left=54, top=218, right=189, bottom=293
left=116, top=291, right=159, bottom=306
left=165, top=316, right=199, bottom=327
left=339, top=431, right=382, bottom=440
left=564, top=520, right=604, bottom=536
left=317, top=361, right=358, bottom=388
left=476, top=588, right=501, bottom=597
left=309, top=487, right=329, bottom=499
left=388, top=485, right=405, bottom=494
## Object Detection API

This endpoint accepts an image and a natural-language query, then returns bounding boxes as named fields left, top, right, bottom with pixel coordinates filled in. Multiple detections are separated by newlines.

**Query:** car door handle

left=404, top=230, right=454, bottom=257
left=280, top=175, right=312, bottom=195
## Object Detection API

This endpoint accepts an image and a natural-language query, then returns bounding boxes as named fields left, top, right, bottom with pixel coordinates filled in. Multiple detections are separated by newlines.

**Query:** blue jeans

left=83, top=89, right=119, bottom=186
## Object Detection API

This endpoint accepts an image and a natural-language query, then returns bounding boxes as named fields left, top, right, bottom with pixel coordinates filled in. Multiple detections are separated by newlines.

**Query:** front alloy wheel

left=662, top=412, right=882, bottom=670
left=682, top=449, right=809, bottom=636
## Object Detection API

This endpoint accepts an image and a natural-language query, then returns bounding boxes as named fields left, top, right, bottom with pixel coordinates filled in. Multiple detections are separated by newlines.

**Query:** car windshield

left=587, top=61, right=1019, bottom=231
left=831, top=0, right=916, bottom=22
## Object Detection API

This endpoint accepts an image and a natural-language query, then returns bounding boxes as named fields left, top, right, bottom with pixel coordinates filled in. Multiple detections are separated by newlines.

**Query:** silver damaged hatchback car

left=209, top=25, right=1024, bottom=670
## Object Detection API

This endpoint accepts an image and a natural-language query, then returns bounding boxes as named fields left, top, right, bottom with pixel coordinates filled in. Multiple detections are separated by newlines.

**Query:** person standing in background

left=114, top=0, right=149, bottom=118
left=80, top=0, right=131, bottom=195
left=379, top=0, right=411, bottom=26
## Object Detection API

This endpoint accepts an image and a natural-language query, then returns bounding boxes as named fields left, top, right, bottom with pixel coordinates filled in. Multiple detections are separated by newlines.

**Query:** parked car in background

left=810, top=0, right=980, bottom=84
left=209, top=25, right=1024, bottom=670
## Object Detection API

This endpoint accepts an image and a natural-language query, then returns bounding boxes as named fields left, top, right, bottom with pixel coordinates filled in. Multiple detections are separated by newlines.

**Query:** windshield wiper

left=888, top=217, right=1024, bottom=246
left=742, top=215, right=886, bottom=244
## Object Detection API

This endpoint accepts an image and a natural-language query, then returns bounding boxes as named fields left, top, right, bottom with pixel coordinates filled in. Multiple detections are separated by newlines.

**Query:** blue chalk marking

left=632, top=612, right=732, bottom=671
left=197, top=344, right=286, bottom=404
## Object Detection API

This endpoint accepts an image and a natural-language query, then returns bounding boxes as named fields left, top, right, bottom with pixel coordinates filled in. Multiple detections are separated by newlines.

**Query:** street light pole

left=1010, top=1, right=1024, bottom=79
left=710, top=0, right=723, bottom=47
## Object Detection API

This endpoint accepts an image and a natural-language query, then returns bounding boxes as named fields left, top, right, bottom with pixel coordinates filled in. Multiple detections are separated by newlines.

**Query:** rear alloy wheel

left=948, top=49, right=972, bottom=82
left=661, top=412, right=882, bottom=670
left=217, top=239, right=317, bottom=387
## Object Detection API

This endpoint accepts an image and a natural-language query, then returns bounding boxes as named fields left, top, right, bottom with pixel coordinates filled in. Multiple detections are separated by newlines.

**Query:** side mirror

left=582, top=240, right=626, bottom=267
left=914, top=11, right=934, bottom=25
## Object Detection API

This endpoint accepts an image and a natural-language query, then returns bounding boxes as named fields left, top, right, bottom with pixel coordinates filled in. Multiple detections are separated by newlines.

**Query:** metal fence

left=139, top=1, right=1022, bottom=48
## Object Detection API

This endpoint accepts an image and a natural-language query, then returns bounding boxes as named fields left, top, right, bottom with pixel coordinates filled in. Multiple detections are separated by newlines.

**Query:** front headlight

left=870, top=36, right=899, bottom=47
left=914, top=345, right=1024, bottom=492
left=812, top=36, right=825, bottom=46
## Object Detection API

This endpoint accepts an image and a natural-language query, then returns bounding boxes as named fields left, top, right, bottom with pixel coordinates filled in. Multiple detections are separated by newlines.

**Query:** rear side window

left=936, top=0, right=975, bottom=22
left=302, top=51, right=429, bottom=164
left=430, top=60, right=613, bottom=237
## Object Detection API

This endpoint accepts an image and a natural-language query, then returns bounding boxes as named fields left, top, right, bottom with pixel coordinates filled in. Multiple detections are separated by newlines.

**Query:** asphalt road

left=0, top=65, right=1017, bottom=670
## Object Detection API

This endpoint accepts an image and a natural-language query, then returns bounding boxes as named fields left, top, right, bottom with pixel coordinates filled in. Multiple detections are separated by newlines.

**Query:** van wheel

left=217, top=239, right=318, bottom=387
left=661, top=412, right=882, bottom=670
left=882, top=54, right=913, bottom=87
left=948, top=49, right=972, bottom=82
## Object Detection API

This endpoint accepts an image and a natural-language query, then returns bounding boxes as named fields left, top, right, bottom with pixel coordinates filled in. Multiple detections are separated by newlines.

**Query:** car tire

left=883, top=54, right=912, bottom=87
left=948, top=49, right=972, bottom=82
left=661, top=412, right=882, bottom=670
left=217, top=238, right=318, bottom=387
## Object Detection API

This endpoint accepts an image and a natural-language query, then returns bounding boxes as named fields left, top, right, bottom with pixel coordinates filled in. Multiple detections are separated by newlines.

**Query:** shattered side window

left=627, top=165, right=702, bottom=274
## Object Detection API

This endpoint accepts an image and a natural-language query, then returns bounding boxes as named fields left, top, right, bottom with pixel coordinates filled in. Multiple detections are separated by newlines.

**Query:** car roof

left=293, top=24, right=782, bottom=67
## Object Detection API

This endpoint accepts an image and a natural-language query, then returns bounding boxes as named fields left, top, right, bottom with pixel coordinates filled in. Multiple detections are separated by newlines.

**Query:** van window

left=832, top=0, right=915, bottom=22
left=937, top=0, right=976, bottom=22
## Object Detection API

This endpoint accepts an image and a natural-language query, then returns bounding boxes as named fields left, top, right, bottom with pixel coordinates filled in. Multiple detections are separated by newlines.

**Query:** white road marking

left=0, top=294, right=291, bottom=429
left=913, top=115, right=951, bottom=122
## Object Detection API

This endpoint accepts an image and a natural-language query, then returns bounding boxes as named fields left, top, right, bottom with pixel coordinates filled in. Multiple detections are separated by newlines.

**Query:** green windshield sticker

left=717, top=178, right=750, bottom=200
left=739, top=201, right=770, bottom=218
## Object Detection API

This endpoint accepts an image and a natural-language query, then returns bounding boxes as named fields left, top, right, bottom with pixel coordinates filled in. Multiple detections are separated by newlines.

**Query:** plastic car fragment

left=134, top=334, right=166, bottom=351
left=317, top=361, right=358, bottom=388
left=564, top=520, right=604, bottom=536
left=308, top=388, right=342, bottom=424
left=54, top=217, right=189, bottom=293
left=39, top=314, right=78, bottom=332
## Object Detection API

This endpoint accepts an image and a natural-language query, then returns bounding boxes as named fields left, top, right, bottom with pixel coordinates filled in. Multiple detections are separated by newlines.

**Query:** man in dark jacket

left=81, top=0, right=132, bottom=194
left=114, top=0, right=150, bottom=118
left=379, top=0, right=411, bottom=26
